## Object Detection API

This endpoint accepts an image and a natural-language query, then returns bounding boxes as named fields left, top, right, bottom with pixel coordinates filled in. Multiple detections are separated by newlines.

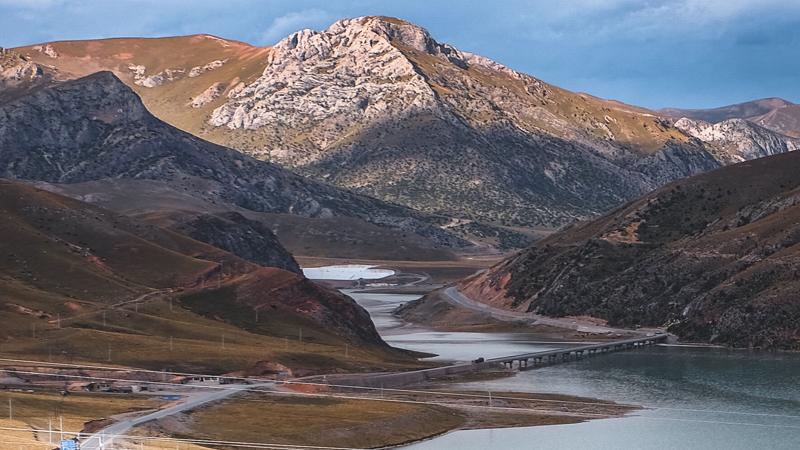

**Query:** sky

left=1, top=0, right=798, bottom=109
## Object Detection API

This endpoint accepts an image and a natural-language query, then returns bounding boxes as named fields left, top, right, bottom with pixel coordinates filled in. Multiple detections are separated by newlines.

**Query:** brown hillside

left=458, top=151, right=800, bottom=349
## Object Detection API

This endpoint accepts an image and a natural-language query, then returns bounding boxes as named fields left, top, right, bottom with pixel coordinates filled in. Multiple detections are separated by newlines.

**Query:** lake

left=349, top=290, right=800, bottom=450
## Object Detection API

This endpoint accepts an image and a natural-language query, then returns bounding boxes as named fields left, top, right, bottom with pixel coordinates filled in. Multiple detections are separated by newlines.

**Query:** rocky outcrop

left=0, top=49, right=53, bottom=103
left=188, top=59, right=227, bottom=77
left=190, top=82, right=225, bottom=107
left=461, top=151, right=800, bottom=349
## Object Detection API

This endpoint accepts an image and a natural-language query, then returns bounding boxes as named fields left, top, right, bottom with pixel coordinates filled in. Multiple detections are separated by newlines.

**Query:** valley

left=1, top=7, right=799, bottom=450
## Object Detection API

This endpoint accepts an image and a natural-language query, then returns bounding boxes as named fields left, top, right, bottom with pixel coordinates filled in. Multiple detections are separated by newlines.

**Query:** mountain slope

left=453, top=152, right=800, bottom=349
left=0, top=179, right=409, bottom=374
left=205, top=16, right=719, bottom=227
left=0, top=70, right=469, bottom=253
left=661, top=97, right=800, bottom=138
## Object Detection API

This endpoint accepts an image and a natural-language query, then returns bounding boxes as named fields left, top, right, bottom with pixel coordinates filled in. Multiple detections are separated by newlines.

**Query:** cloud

left=258, top=8, right=336, bottom=45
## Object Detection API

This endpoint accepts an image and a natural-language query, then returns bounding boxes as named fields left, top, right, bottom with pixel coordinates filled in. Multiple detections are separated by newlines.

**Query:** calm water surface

left=349, top=291, right=800, bottom=450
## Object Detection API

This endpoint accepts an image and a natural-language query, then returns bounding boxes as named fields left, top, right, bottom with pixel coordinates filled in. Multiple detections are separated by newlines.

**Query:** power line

left=0, top=356, right=635, bottom=409
left=0, top=369, right=613, bottom=419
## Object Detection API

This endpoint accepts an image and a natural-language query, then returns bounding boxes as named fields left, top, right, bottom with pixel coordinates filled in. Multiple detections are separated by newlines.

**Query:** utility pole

left=103, top=311, right=106, bottom=327
left=107, top=344, right=112, bottom=362
left=345, top=344, right=349, bottom=358
left=221, top=334, right=225, bottom=349
left=7, top=398, right=11, bottom=421
left=60, top=415, right=64, bottom=442
left=170, top=336, right=174, bottom=352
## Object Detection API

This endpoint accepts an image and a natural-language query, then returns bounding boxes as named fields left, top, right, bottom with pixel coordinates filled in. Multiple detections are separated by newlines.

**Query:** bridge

left=487, top=333, right=669, bottom=370
left=326, top=333, right=670, bottom=389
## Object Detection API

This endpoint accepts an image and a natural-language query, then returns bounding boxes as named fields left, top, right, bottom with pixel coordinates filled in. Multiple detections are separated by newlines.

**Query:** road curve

left=80, top=382, right=273, bottom=449
left=441, top=286, right=647, bottom=335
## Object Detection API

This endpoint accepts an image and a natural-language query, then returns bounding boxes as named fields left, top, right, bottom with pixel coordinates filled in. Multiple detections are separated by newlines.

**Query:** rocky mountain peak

left=271, top=16, right=455, bottom=61
left=211, top=16, right=447, bottom=155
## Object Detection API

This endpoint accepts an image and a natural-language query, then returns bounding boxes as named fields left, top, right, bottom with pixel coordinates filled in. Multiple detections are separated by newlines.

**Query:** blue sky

left=1, top=0, right=798, bottom=108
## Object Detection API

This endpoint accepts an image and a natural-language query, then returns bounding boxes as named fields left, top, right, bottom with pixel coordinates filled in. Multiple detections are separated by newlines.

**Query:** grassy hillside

left=0, top=179, right=418, bottom=374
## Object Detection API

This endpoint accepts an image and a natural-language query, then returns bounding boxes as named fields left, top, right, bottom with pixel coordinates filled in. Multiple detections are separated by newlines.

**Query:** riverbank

left=135, top=388, right=636, bottom=450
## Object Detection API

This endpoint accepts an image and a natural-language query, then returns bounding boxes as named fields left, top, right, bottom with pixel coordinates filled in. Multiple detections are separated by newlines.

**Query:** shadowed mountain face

left=0, top=70, right=469, bottom=253
left=661, top=98, right=800, bottom=138
left=459, top=151, right=800, bottom=349
left=12, top=17, right=798, bottom=229
left=141, top=210, right=302, bottom=275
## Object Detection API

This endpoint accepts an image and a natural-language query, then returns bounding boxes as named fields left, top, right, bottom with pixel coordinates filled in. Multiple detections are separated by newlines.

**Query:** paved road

left=442, top=286, right=649, bottom=335
left=80, top=382, right=272, bottom=449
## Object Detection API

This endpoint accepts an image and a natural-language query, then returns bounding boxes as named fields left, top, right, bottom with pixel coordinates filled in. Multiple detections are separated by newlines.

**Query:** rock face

left=0, top=71, right=467, bottom=249
left=460, top=151, right=800, bottom=349
left=675, top=117, right=800, bottom=162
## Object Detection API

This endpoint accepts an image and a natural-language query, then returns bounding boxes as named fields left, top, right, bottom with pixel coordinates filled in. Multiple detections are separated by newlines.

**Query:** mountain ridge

left=8, top=16, right=800, bottom=231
